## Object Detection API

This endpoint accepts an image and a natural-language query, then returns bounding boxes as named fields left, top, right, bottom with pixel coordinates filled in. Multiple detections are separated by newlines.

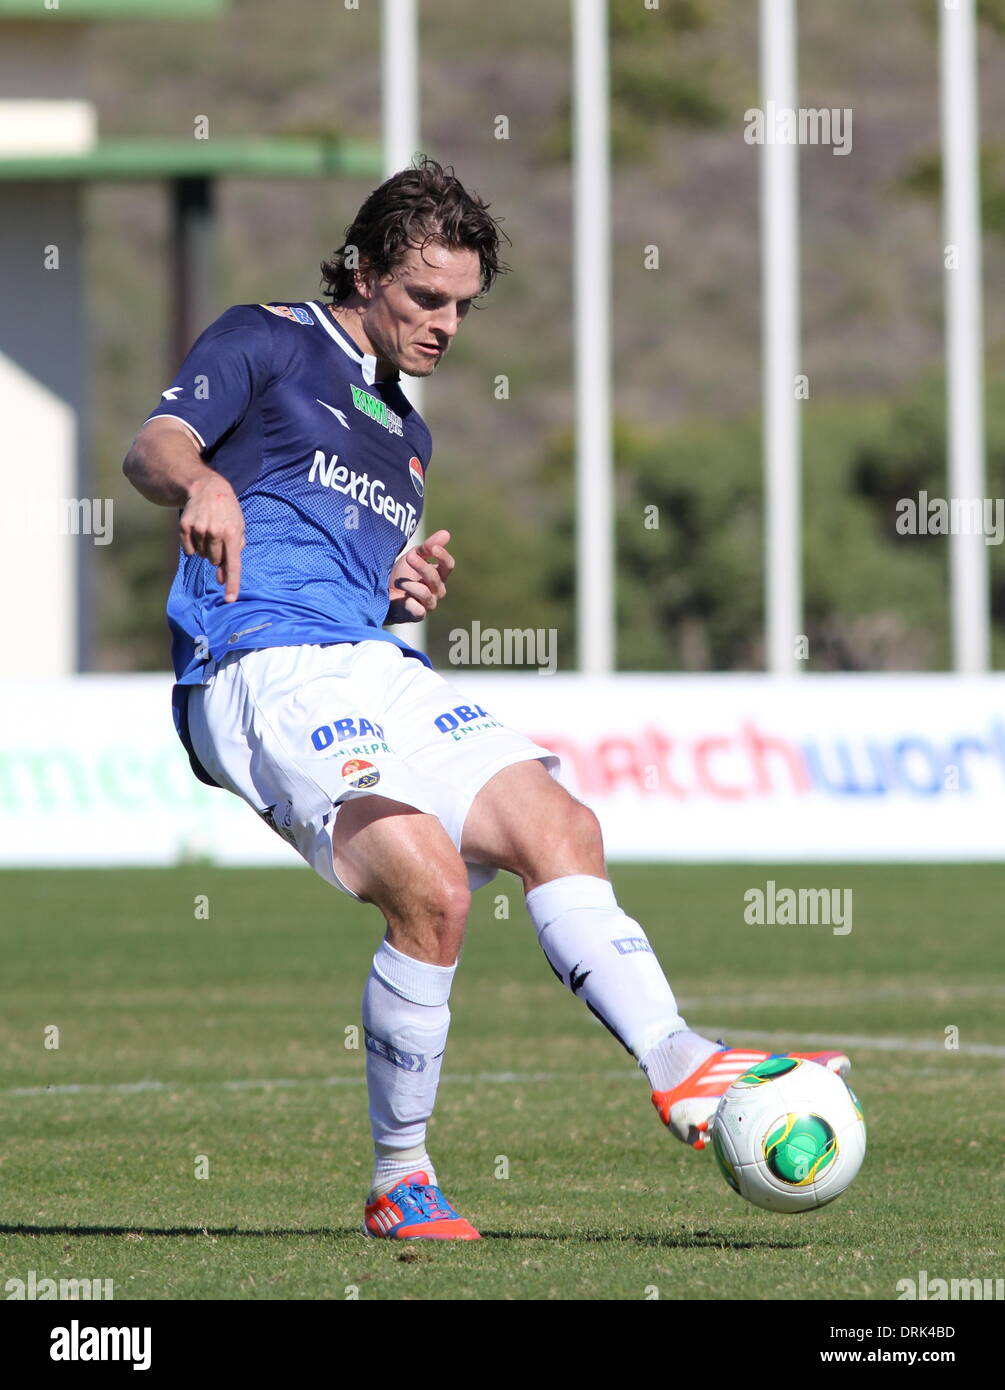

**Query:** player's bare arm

left=123, top=416, right=215, bottom=505
left=123, top=417, right=245, bottom=602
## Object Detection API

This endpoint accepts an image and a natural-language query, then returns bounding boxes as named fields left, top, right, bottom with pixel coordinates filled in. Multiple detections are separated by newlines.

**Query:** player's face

left=360, top=242, right=483, bottom=378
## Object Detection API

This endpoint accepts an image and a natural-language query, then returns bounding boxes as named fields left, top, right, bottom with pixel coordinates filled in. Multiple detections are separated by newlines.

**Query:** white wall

left=0, top=184, right=86, bottom=676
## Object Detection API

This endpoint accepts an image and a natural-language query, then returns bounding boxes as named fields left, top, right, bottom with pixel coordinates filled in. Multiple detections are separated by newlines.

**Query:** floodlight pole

left=382, top=0, right=420, bottom=182
left=940, top=0, right=989, bottom=673
left=760, top=0, right=802, bottom=675
left=381, top=0, right=426, bottom=648
left=572, top=0, right=614, bottom=674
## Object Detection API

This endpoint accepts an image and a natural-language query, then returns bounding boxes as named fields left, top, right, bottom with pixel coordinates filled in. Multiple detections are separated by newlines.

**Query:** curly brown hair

left=320, top=156, right=508, bottom=304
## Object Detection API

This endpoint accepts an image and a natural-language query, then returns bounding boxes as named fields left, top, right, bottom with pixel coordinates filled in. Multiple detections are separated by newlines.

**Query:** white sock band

left=526, top=873, right=618, bottom=926
left=371, top=1142, right=437, bottom=1199
left=372, top=938, right=456, bottom=1006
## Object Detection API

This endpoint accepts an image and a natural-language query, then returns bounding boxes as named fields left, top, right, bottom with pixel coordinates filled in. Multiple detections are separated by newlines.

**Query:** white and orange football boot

left=652, top=1047, right=852, bottom=1150
left=363, top=1171, right=481, bottom=1240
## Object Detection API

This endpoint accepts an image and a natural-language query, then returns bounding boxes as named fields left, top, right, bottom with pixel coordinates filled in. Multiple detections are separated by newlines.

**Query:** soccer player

left=123, top=158, right=849, bottom=1240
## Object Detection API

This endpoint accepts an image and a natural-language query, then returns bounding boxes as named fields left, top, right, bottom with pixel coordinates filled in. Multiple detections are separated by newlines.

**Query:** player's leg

left=461, top=760, right=850, bottom=1147
left=331, top=795, right=480, bottom=1238
left=332, top=794, right=470, bottom=965
left=186, top=644, right=480, bottom=1237
left=459, top=760, right=719, bottom=1124
left=371, top=655, right=850, bottom=1150
left=373, top=663, right=721, bottom=1142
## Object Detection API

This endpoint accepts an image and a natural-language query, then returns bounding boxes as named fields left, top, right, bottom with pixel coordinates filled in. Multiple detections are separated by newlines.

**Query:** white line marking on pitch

left=699, top=1028, right=1005, bottom=1058
left=682, top=982, right=1005, bottom=1010
left=1, top=1030, right=1002, bottom=1100
left=0, top=1071, right=633, bottom=1099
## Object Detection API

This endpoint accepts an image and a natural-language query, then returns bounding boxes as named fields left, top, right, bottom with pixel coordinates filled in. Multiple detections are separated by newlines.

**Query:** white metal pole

left=940, top=0, right=989, bottom=672
left=382, top=0, right=419, bottom=180
left=760, top=0, right=801, bottom=675
left=381, top=0, right=426, bottom=648
left=572, top=0, right=614, bottom=674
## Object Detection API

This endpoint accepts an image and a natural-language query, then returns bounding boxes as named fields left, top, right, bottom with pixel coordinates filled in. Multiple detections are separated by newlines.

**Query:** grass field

left=0, top=864, right=1001, bottom=1301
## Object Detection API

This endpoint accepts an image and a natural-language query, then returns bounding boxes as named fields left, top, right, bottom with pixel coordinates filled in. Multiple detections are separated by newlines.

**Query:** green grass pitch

left=0, top=864, right=1001, bottom=1301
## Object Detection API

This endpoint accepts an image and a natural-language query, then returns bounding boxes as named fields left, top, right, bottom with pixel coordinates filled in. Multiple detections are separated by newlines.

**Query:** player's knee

left=383, top=847, right=471, bottom=961
left=333, top=799, right=470, bottom=936
left=415, top=859, right=471, bottom=932
left=573, top=800, right=604, bottom=858
left=555, top=797, right=604, bottom=868
left=511, top=793, right=605, bottom=885
left=542, top=797, right=605, bottom=880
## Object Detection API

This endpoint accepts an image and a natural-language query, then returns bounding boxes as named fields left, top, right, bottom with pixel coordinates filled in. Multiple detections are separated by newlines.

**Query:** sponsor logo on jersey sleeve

left=408, top=456, right=424, bottom=497
left=261, top=304, right=315, bottom=325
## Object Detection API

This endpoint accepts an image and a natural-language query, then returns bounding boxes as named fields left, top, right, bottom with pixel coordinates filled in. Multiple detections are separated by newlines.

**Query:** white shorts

left=185, top=641, right=560, bottom=898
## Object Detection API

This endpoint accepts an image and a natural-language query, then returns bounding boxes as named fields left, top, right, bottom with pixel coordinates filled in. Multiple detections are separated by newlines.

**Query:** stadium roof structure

left=0, top=137, right=383, bottom=182
left=0, top=1, right=225, bottom=16
left=0, top=0, right=389, bottom=677
left=0, top=134, right=383, bottom=366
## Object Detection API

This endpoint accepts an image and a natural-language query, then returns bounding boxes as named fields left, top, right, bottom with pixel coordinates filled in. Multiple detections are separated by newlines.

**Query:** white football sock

left=525, top=874, right=689, bottom=1059
left=638, top=1028, right=723, bottom=1093
left=371, top=1142, right=438, bottom=1199
left=361, top=939, right=455, bottom=1197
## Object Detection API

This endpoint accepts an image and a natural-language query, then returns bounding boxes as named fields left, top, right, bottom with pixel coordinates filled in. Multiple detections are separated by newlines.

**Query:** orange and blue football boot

left=363, top=1171, right=481, bottom=1240
left=652, top=1047, right=852, bottom=1150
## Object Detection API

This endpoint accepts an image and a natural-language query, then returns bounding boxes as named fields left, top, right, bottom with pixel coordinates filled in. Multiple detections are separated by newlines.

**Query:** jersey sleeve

left=144, top=305, right=274, bottom=454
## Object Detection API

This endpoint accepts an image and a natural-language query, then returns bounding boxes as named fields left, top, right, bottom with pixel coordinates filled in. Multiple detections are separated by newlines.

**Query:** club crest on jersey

left=261, top=304, right=315, bottom=326
left=341, top=758, right=380, bottom=789
left=408, top=456, right=424, bottom=497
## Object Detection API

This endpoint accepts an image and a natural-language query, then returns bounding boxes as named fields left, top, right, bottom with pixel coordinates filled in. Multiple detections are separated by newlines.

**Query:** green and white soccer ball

left=711, top=1057, right=866, bottom=1213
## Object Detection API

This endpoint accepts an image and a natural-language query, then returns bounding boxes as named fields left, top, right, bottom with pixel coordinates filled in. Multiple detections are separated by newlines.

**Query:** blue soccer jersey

left=145, top=300, right=433, bottom=684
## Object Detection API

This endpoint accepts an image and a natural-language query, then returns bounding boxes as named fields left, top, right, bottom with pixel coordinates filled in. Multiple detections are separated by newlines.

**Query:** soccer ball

left=710, top=1056, right=866, bottom=1213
